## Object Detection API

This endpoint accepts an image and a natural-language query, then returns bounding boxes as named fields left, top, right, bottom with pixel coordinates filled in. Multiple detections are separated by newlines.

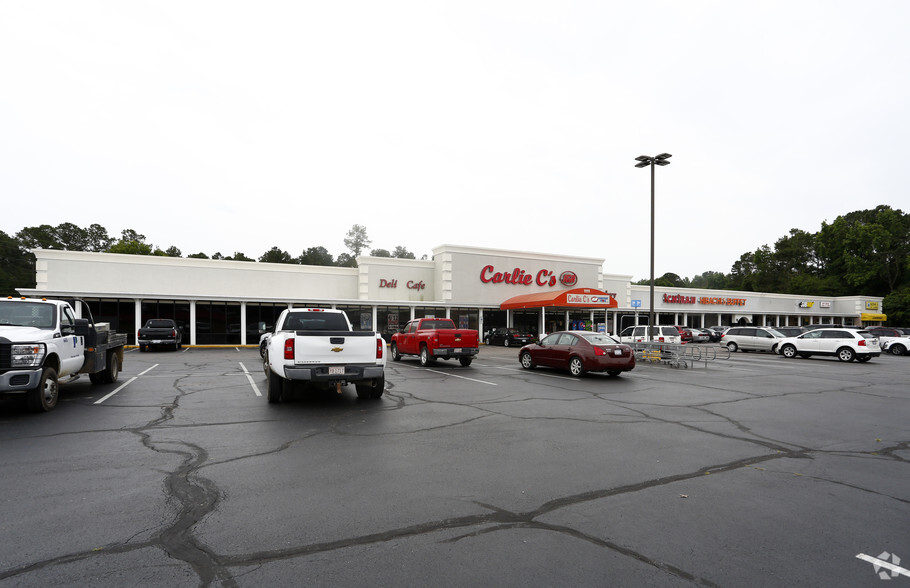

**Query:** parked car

left=777, top=328, right=881, bottom=362
left=686, top=327, right=711, bottom=343
left=618, top=326, right=682, bottom=345
left=707, top=326, right=729, bottom=334
left=485, top=327, right=535, bottom=347
left=518, top=331, right=635, bottom=377
left=721, top=327, right=786, bottom=353
left=673, top=326, right=693, bottom=342
left=700, top=327, right=722, bottom=342
left=774, top=326, right=806, bottom=338
left=865, top=327, right=910, bottom=356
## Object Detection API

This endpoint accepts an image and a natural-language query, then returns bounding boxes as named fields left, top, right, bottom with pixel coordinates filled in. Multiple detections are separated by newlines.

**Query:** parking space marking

left=856, top=553, right=910, bottom=579
left=94, top=364, right=159, bottom=404
left=395, top=363, right=497, bottom=386
left=239, top=362, right=262, bottom=396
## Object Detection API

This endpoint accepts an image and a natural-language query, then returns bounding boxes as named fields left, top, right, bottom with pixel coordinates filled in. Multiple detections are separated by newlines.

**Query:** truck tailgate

left=435, top=330, right=478, bottom=348
left=293, top=332, right=379, bottom=365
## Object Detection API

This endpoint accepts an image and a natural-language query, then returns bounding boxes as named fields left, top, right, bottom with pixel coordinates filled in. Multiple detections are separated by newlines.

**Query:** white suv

left=617, top=325, right=682, bottom=344
left=777, top=328, right=881, bottom=362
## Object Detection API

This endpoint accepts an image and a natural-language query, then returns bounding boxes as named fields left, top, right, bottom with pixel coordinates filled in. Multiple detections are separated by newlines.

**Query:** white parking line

left=239, top=362, right=262, bottom=396
left=94, top=364, right=158, bottom=404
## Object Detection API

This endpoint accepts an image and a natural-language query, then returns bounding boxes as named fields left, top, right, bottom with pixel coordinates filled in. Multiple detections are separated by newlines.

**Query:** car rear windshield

left=146, top=319, right=175, bottom=328
left=283, top=312, right=349, bottom=331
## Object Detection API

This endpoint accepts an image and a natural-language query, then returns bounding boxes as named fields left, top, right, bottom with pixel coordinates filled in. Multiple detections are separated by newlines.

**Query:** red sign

left=480, top=265, right=557, bottom=287
left=559, top=271, right=577, bottom=286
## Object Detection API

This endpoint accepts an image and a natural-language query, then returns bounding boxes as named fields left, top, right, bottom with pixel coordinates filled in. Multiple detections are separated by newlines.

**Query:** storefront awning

left=861, top=312, right=887, bottom=321
left=500, top=288, right=618, bottom=310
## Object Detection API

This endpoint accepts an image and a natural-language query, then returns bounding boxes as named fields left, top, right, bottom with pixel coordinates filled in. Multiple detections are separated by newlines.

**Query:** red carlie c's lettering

left=480, top=265, right=541, bottom=285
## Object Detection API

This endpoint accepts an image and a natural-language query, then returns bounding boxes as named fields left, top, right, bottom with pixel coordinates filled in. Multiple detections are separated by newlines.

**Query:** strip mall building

left=20, top=245, right=886, bottom=345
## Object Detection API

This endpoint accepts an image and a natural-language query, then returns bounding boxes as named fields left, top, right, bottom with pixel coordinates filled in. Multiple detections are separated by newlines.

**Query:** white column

left=134, top=300, right=142, bottom=332
left=539, top=307, right=545, bottom=336
left=189, top=301, right=197, bottom=346
left=372, top=305, right=378, bottom=333
left=239, top=302, right=247, bottom=345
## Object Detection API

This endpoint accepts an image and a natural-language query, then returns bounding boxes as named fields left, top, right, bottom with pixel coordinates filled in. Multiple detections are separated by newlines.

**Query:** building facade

left=18, top=245, right=886, bottom=345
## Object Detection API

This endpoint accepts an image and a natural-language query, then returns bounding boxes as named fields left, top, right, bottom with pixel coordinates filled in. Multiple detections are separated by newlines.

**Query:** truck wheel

left=419, top=346, right=433, bottom=367
left=267, top=370, right=284, bottom=403
left=100, top=350, right=120, bottom=384
left=262, top=354, right=270, bottom=377
left=459, top=357, right=473, bottom=367
left=390, top=343, right=401, bottom=362
left=139, top=344, right=147, bottom=352
left=355, top=375, right=385, bottom=399
left=27, top=366, right=59, bottom=412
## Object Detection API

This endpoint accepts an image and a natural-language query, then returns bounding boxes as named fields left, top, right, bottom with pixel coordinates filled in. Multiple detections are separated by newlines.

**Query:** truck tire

left=139, top=344, right=147, bottom=352
left=419, top=346, right=433, bottom=367
left=267, top=370, right=284, bottom=403
left=391, top=343, right=402, bottom=362
left=355, top=374, right=385, bottom=399
left=459, top=357, right=473, bottom=367
left=105, top=350, right=120, bottom=383
left=27, top=366, right=59, bottom=412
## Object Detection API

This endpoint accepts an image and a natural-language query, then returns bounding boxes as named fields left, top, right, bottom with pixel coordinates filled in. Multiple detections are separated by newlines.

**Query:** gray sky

left=2, top=1, right=908, bottom=281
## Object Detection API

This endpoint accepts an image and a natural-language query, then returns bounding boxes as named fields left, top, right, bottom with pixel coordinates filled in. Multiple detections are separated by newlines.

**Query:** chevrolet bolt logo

left=331, top=347, right=343, bottom=353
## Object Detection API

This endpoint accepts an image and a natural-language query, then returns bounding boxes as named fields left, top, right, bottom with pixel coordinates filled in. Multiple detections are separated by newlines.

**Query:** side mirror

left=74, top=318, right=90, bottom=337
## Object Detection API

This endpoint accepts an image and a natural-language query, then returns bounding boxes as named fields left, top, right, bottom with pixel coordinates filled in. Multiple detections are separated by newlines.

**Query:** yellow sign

left=865, top=301, right=879, bottom=310
left=860, top=313, right=887, bottom=321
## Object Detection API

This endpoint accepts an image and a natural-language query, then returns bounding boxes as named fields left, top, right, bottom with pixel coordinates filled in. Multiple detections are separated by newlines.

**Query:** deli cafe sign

left=480, top=265, right=578, bottom=287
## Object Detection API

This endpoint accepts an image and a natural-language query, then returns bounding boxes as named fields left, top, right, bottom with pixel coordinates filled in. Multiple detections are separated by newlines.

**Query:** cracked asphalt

left=1, top=344, right=908, bottom=586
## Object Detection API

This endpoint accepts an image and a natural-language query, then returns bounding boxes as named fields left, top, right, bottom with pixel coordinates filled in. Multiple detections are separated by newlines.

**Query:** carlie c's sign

left=480, top=265, right=559, bottom=287
left=567, top=293, right=613, bottom=305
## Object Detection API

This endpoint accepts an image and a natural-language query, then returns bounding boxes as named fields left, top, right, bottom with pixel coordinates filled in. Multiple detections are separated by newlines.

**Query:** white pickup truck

left=263, top=308, right=385, bottom=403
left=0, top=297, right=126, bottom=412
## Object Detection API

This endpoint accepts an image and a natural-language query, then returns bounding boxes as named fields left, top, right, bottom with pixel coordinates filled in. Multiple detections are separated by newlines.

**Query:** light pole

left=634, top=153, right=671, bottom=341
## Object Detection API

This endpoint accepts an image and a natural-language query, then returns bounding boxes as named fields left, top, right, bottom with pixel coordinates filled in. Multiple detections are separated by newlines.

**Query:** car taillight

left=284, top=338, right=295, bottom=360
left=658, top=337, right=665, bottom=342
left=859, top=339, right=866, bottom=346
left=594, top=346, right=607, bottom=356
left=172, top=329, right=177, bottom=337
left=376, top=338, right=384, bottom=359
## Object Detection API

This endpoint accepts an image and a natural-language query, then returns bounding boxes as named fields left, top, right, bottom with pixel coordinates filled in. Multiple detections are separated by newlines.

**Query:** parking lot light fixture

left=634, top=153, right=672, bottom=342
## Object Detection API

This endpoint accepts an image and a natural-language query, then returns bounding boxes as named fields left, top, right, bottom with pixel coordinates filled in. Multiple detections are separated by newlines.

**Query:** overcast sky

left=2, top=1, right=908, bottom=281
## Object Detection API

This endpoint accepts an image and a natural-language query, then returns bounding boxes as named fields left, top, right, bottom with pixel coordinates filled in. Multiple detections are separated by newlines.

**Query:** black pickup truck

left=137, top=319, right=183, bottom=351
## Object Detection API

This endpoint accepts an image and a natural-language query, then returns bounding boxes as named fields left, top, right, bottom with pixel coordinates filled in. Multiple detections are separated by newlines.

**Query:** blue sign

left=631, top=300, right=641, bottom=308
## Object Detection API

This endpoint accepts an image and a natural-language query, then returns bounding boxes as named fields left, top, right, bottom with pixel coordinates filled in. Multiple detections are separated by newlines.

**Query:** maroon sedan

left=518, top=331, right=635, bottom=377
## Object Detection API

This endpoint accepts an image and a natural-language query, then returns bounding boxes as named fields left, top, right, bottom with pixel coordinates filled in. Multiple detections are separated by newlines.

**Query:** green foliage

left=258, top=246, right=294, bottom=264
left=108, top=240, right=154, bottom=255
left=370, top=248, right=392, bottom=257
left=883, top=287, right=910, bottom=325
left=298, top=246, right=334, bottom=266
left=187, top=252, right=209, bottom=259
left=335, top=253, right=357, bottom=267
left=344, top=224, right=371, bottom=257
left=392, top=246, right=416, bottom=259
left=0, top=230, right=35, bottom=295
left=227, top=252, right=254, bottom=262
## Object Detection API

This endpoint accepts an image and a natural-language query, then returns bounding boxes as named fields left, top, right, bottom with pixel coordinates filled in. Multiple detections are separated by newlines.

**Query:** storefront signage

left=798, top=301, right=814, bottom=308
left=664, top=294, right=696, bottom=304
left=379, top=279, right=426, bottom=290
left=567, top=293, right=614, bottom=305
left=819, top=301, right=831, bottom=308
left=698, top=297, right=747, bottom=306
left=559, top=271, right=578, bottom=286
left=480, top=265, right=558, bottom=287
left=866, top=301, right=879, bottom=310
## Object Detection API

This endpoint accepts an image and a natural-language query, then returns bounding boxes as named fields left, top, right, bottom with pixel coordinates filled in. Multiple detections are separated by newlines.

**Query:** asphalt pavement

left=1, top=343, right=908, bottom=586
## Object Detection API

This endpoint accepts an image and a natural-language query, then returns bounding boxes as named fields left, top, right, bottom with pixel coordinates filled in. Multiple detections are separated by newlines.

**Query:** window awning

left=500, top=288, right=617, bottom=310
left=860, top=312, right=887, bottom=321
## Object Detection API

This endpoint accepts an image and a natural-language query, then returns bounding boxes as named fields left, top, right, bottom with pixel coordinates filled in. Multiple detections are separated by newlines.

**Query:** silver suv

left=721, top=326, right=785, bottom=353
left=777, top=328, right=881, bottom=362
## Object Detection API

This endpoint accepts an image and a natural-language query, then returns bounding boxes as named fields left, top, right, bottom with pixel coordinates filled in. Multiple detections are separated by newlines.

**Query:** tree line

left=634, top=205, right=910, bottom=323
left=3, top=207, right=909, bottom=323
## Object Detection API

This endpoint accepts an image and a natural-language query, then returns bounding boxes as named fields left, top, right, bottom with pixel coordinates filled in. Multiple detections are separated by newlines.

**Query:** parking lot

left=1, top=344, right=908, bottom=586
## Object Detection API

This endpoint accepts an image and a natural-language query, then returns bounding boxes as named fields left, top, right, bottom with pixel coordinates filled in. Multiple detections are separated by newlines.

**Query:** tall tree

left=344, top=224, right=371, bottom=257
left=0, top=230, right=36, bottom=295
left=370, top=248, right=392, bottom=257
left=392, top=246, right=416, bottom=259
left=16, top=225, right=61, bottom=250
left=299, top=246, right=334, bottom=266
left=259, top=246, right=294, bottom=264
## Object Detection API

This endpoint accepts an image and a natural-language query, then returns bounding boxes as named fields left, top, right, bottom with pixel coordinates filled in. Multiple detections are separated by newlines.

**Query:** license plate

left=453, top=348, right=462, bottom=353
left=329, top=366, right=345, bottom=375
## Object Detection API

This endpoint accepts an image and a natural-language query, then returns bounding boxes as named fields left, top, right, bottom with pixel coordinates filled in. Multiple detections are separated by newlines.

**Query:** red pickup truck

left=390, top=318, right=479, bottom=367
